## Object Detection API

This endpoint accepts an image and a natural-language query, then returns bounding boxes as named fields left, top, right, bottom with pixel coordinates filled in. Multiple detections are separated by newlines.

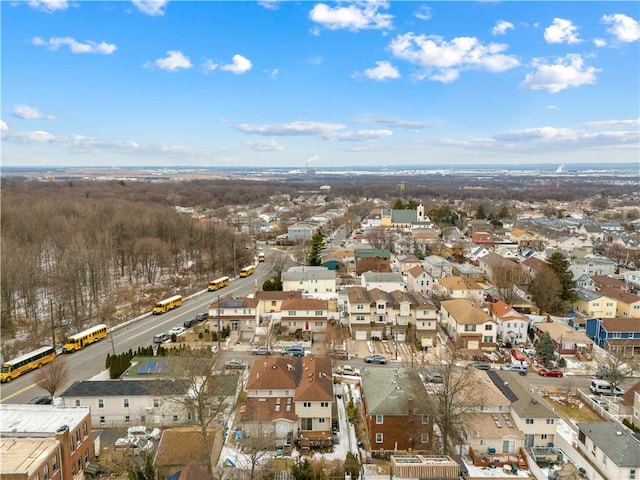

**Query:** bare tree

left=591, top=350, right=634, bottom=392
left=232, top=425, right=277, bottom=480
left=493, top=264, right=529, bottom=305
left=422, top=346, right=486, bottom=454
left=35, top=356, right=69, bottom=401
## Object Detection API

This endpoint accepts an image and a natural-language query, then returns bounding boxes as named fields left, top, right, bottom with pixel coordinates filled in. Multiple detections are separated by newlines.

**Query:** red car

left=538, top=368, right=564, bottom=377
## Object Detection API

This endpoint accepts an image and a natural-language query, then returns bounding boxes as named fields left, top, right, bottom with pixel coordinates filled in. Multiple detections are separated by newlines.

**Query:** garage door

left=355, top=331, right=367, bottom=341
left=370, top=331, right=382, bottom=340
left=467, top=340, right=480, bottom=349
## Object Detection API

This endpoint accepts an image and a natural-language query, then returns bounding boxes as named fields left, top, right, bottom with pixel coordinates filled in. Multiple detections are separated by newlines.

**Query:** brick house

left=533, top=321, right=593, bottom=356
left=0, top=404, right=95, bottom=479
left=360, top=367, right=433, bottom=452
left=354, top=249, right=391, bottom=275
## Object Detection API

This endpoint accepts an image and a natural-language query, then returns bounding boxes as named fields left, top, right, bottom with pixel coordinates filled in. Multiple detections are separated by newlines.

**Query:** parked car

left=589, top=397, right=609, bottom=411
left=538, top=368, right=564, bottom=377
left=183, top=318, right=197, bottom=328
left=466, top=362, right=491, bottom=371
left=127, top=426, right=162, bottom=441
left=153, top=333, right=170, bottom=344
left=364, top=354, right=387, bottom=364
left=589, top=378, right=623, bottom=396
left=425, top=372, right=444, bottom=383
left=281, top=346, right=305, bottom=357
left=329, top=350, right=349, bottom=360
left=168, top=326, right=186, bottom=336
left=195, top=312, right=209, bottom=322
left=28, top=396, right=53, bottom=405
left=250, top=346, right=273, bottom=355
left=501, top=363, right=528, bottom=376
left=224, top=359, right=248, bottom=370
left=114, top=437, right=153, bottom=454
left=336, top=365, right=361, bottom=376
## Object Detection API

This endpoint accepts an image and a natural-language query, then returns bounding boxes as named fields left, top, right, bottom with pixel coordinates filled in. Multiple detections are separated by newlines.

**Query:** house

left=591, top=274, right=628, bottom=292
left=392, top=253, right=422, bottom=275
left=533, top=321, right=594, bottom=356
left=477, top=252, right=520, bottom=282
left=575, top=422, right=640, bottom=480
left=355, top=248, right=391, bottom=275
left=405, top=264, right=433, bottom=297
left=154, top=427, right=223, bottom=480
left=572, top=287, right=617, bottom=318
left=522, top=257, right=550, bottom=279
left=208, top=296, right=259, bottom=341
left=490, top=371, right=559, bottom=448
left=490, top=300, right=530, bottom=345
left=452, top=263, right=485, bottom=282
left=435, top=276, right=485, bottom=304
left=0, top=404, right=95, bottom=480
left=360, top=367, right=433, bottom=452
left=423, top=255, right=455, bottom=278
left=380, top=204, right=429, bottom=230
left=242, top=355, right=333, bottom=448
left=617, top=381, right=640, bottom=428
left=570, top=256, right=617, bottom=278
left=281, top=266, right=337, bottom=295
left=279, top=297, right=329, bottom=341
left=574, top=273, right=596, bottom=290
left=345, top=286, right=437, bottom=346
left=440, top=299, right=497, bottom=352
left=255, top=290, right=303, bottom=315
left=598, top=287, right=640, bottom=318
left=585, top=317, right=640, bottom=357
left=361, top=271, right=405, bottom=292
left=287, top=222, right=317, bottom=242
left=59, top=379, right=194, bottom=427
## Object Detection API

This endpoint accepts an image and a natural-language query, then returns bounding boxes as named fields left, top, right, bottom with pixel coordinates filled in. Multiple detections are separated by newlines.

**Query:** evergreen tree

left=307, top=233, right=325, bottom=266
left=475, top=204, right=487, bottom=219
left=344, top=452, right=361, bottom=480
left=536, top=332, right=556, bottom=367
left=547, top=252, right=577, bottom=303
left=290, top=459, right=322, bottom=480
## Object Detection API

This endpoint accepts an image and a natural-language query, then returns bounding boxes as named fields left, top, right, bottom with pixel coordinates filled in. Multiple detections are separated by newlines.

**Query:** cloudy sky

left=2, top=0, right=639, bottom=168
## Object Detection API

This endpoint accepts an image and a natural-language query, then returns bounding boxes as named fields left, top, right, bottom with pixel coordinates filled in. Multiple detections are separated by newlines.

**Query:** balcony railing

left=469, top=447, right=529, bottom=471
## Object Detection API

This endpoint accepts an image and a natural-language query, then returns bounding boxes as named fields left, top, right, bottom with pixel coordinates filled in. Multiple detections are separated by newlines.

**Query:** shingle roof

left=441, top=299, right=494, bottom=325
left=492, top=371, right=557, bottom=419
left=577, top=421, right=640, bottom=467
left=355, top=249, right=391, bottom=259
left=255, top=290, right=303, bottom=301
left=360, top=368, right=430, bottom=416
left=59, top=379, right=190, bottom=397
left=361, top=271, right=404, bottom=283
left=438, top=276, right=483, bottom=291
left=280, top=298, right=328, bottom=311
left=599, top=286, right=640, bottom=305
left=601, top=317, right=640, bottom=333
left=346, top=287, right=435, bottom=310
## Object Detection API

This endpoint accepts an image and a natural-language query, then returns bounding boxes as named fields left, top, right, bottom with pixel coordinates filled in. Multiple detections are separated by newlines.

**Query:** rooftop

left=0, top=405, right=90, bottom=435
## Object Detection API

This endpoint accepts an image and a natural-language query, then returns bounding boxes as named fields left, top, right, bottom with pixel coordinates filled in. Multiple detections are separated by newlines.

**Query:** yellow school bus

left=152, top=294, right=183, bottom=315
left=1, top=346, right=56, bottom=383
left=239, top=265, right=255, bottom=277
left=258, top=252, right=265, bottom=262
left=62, top=324, right=109, bottom=353
left=208, top=276, right=230, bottom=291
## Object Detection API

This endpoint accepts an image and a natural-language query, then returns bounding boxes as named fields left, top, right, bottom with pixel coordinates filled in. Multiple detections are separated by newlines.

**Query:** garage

left=354, top=331, right=367, bottom=341
left=467, top=340, right=480, bottom=350
left=370, top=330, right=382, bottom=341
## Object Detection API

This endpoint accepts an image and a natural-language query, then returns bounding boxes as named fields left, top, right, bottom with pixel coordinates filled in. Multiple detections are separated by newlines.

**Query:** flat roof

left=0, top=404, right=90, bottom=435
left=0, top=437, right=59, bottom=475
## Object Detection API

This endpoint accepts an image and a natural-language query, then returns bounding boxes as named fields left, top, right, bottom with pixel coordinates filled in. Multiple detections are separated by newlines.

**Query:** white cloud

left=202, top=59, right=218, bottom=72
left=309, top=1, right=393, bottom=31
left=27, top=0, right=68, bottom=13
left=245, top=139, right=285, bottom=151
left=12, top=104, right=55, bottom=120
left=32, top=36, right=117, bottom=54
left=221, top=55, right=252, bottom=74
left=235, top=120, right=391, bottom=141
left=492, top=20, right=514, bottom=36
left=0, top=120, right=7, bottom=131
left=132, top=0, right=168, bottom=16
left=546, top=105, right=559, bottom=110
left=388, top=33, right=519, bottom=83
left=258, top=0, right=280, bottom=10
left=583, top=118, right=640, bottom=128
left=494, top=126, right=638, bottom=149
left=522, top=54, right=599, bottom=93
left=264, top=68, right=279, bottom=79
left=593, top=38, right=607, bottom=47
left=602, top=13, right=640, bottom=43
left=358, top=61, right=400, bottom=81
left=544, top=18, right=581, bottom=44
left=414, top=6, right=431, bottom=21
left=153, top=50, right=192, bottom=71
left=360, top=115, right=429, bottom=129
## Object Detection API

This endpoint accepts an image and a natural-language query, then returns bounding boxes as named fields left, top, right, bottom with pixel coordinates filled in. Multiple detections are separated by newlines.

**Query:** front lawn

left=548, top=397, right=602, bottom=423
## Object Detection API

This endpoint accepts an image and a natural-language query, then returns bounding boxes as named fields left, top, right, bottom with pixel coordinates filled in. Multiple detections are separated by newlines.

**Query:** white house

left=575, top=422, right=640, bottom=480
left=282, top=266, right=337, bottom=296
left=490, top=300, right=530, bottom=345
left=360, top=271, right=405, bottom=293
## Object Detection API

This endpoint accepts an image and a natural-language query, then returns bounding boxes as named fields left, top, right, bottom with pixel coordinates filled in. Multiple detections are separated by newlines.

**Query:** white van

left=589, top=379, right=624, bottom=396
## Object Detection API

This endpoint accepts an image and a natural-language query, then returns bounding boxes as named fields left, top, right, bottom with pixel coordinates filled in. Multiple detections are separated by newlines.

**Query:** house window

left=75, top=399, right=80, bottom=406
left=315, top=321, right=323, bottom=327
left=483, top=336, right=492, bottom=343
left=98, top=399, right=104, bottom=408
left=357, top=304, right=364, bottom=310
left=315, top=311, right=323, bottom=316
left=140, top=415, right=145, bottom=423
left=123, top=399, right=129, bottom=408
left=173, top=415, right=179, bottom=422
left=480, top=439, right=486, bottom=445
left=288, top=311, right=295, bottom=316
left=318, top=418, right=326, bottom=423
left=485, top=324, right=492, bottom=330
left=52, top=454, right=58, bottom=473
left=630, top=469, right=636, bottom=479
left=99, top=416, right=105, bottom=425
left=83, top=422, right=88, bottom=438
left=85, top=450, right=89, bottom=464
left=76, top=430, right=81, bottom=446
left=356, top=315, right=365, bottom=321
left=125, top=415, right=130, bottom=423
left=524, top=435, right=534, bottom=447
left=375, top=433, right=383, bottom=443
left=268, top=390, right=273, bottom=396
left=421, top=433, right=429, bottom=443
left=546, top=419, right=554, bottom=424
left=303, top=402, right=311, bottom=407
left=541, top=434, right=547, bottom=440
left=464, top=324, right=476, bottom=332
left=72, top=465, right=76, bottom=476
left=376, top=415, right=383, bottom=424
left=153, top=398, right=160, bottom=407
left=43, top=464, right=50, bottom=480
left=70, top=438, right=74, bottom=452
left=301, top=418, right=313, bottom=430
left=602, top=454, right=607, bottom=466
left=422, top=415, right=429, bottom=424
left=321, top=402, right=329, bottom=407
left=526, top=418, right=534, bottom=424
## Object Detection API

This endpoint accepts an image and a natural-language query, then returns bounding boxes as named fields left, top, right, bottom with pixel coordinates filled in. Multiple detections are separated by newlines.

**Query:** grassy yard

left=547, top=398, right=603, bottom=423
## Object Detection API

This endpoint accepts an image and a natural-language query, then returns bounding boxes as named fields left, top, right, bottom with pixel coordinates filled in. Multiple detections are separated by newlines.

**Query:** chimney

left=407, top=396, right=414, bottom=416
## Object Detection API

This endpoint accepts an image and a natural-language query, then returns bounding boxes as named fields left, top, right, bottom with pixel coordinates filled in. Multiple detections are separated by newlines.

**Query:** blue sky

left=2, top=1, right=639, bottom=168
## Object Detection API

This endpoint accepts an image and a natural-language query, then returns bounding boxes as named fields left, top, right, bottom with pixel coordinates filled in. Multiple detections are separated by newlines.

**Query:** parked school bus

left=152, top=294, right=183, bottom=315
left=1, top=346, right=56, bottom=383
left=62, top=324, right=109, bottom=353
left=239, top=265, right=255, bottom=277
left=208, top=276, right=230, bottom=291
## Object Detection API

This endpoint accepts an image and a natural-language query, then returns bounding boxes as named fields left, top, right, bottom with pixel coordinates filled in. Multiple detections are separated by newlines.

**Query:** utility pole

left=217, top=295, right=221, bottom=353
